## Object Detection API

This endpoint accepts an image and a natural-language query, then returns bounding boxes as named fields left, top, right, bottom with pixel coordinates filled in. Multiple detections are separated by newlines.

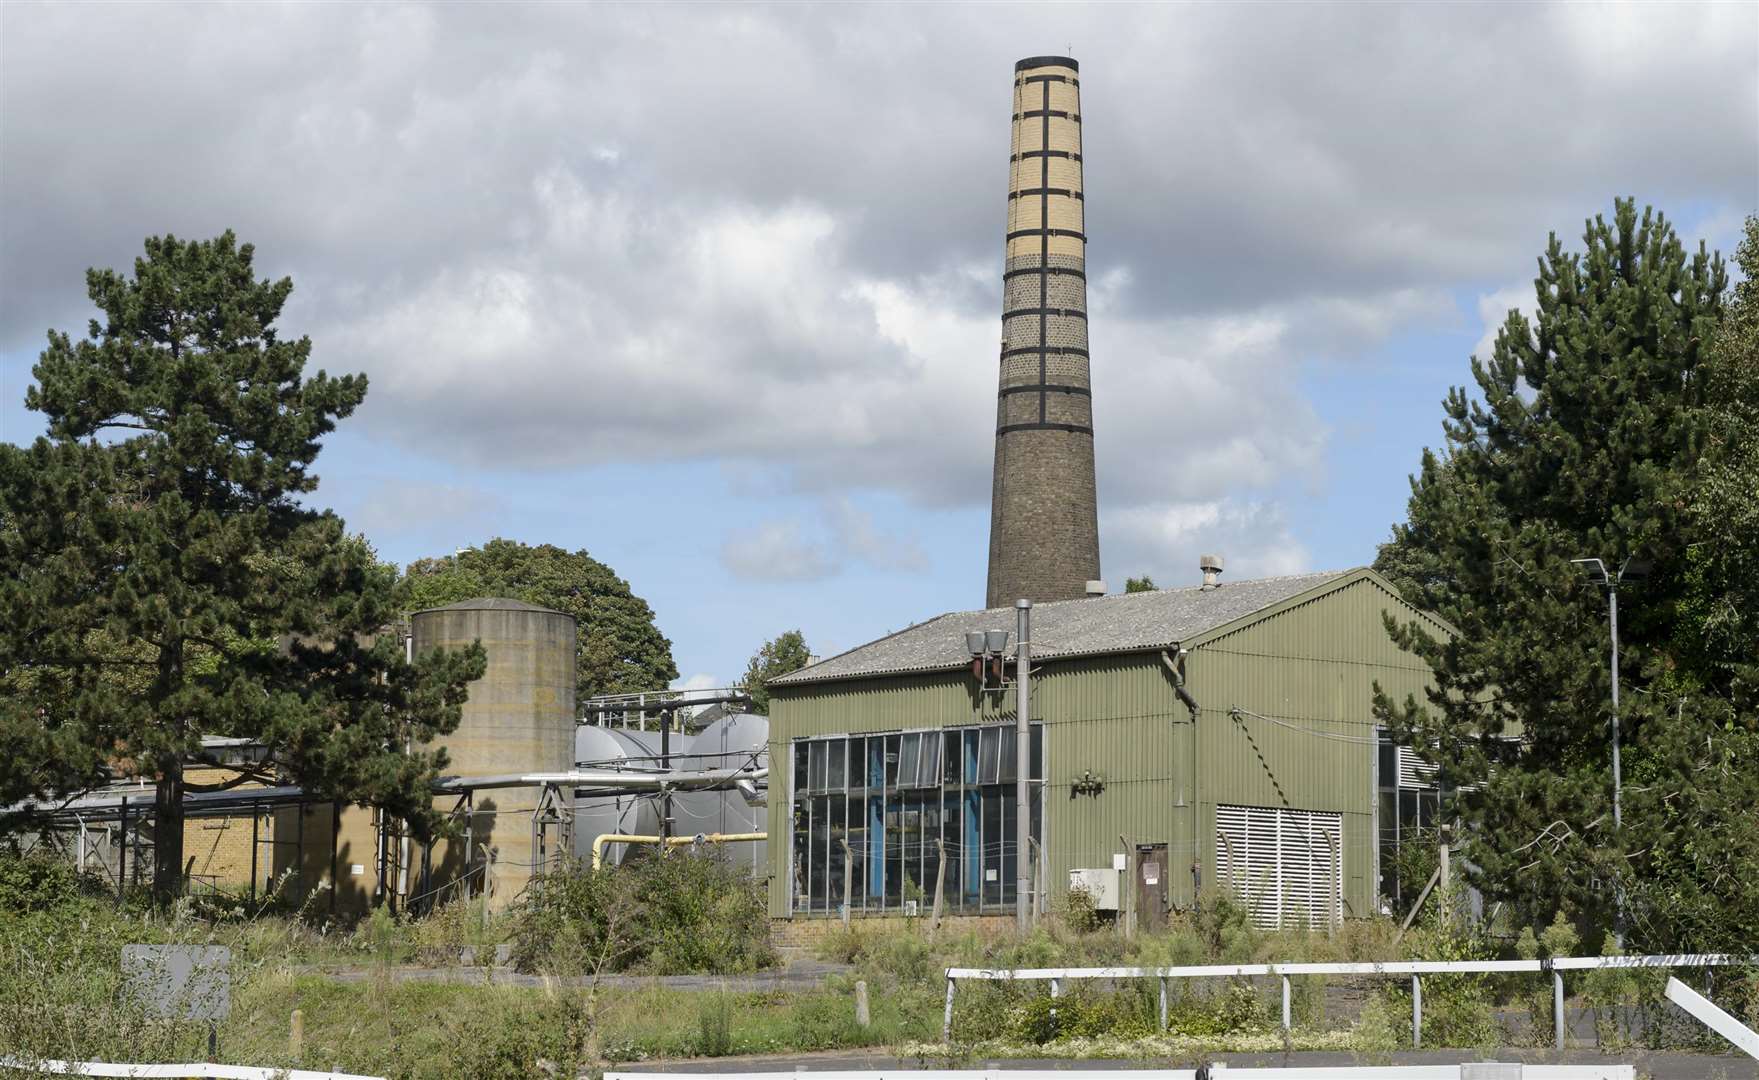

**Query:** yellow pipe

left=592, top=831, right=767, bottom=870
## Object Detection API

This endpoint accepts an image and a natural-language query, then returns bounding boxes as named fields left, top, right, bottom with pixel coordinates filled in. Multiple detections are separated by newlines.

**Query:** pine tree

left=0, top=232, right=485, bottom=905
left=399, top=538, right=677, bottom=698
left=1372, top=200, right=1754, bottom=946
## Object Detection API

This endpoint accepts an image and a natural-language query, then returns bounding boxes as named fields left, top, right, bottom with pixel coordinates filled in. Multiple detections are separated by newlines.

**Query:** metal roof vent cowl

left=1200, top=554, right=1225, bottom=590
left=1085, top=580, right=1107, bottom=597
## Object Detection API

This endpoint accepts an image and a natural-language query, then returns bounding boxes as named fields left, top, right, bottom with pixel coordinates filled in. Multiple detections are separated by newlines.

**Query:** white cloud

left=1103, top=500, right=1312, bottom=589
left=719, top=519, right=837, bottom=583
left=1472, top=283, right=1537, bottom=368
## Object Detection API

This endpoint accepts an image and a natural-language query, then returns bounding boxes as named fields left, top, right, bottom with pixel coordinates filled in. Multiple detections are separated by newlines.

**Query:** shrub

left=510, top=852, right=775, bottom=976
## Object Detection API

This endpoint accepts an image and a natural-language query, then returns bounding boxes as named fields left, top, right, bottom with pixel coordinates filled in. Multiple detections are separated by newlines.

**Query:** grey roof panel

left=772, top=570, right=1356, bottom=686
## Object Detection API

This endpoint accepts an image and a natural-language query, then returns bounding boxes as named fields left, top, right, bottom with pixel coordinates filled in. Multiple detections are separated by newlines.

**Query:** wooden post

left=290, top=1008, right=304, bottom=1062
left=1412, top=974, right=1422, bottom=1048
left=1553, top=969, right=1565, bottom=1051
left=932, top=838, right=947, bottom=928
left=942, top=976, right=956, bottom=1041
left=117, top=797, right=128, bottom=907
left=840, top=839, right=853, bottom=925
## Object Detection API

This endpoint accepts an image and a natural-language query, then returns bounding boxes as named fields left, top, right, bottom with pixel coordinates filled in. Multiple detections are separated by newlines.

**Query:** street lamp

left=1569, top=556, right=1650, bottom=832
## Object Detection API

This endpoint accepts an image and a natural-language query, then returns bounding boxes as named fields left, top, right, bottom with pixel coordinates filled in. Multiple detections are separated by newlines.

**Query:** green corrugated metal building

left=766, top=568, right=1452, bottom=928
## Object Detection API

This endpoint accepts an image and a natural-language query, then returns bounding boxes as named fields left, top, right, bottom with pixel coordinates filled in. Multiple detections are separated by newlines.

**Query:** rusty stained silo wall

left=412, top=597, right=576, bottom=910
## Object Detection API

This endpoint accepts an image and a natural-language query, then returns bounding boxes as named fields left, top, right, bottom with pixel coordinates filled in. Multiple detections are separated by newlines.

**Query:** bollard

left=1159, top=976, right=1169, bottom=1032
left=942, top=976, right=956, bottom=1042
left=855, top=979, right=871, bottom=1027
left=291, top=1008, right=304, bottom=1062
left=1412, top=974, right=1422, bottom=1048
left=1553, top=970, right=1565, bottom=1051
left=1281, top=974, right=1291, bottom=1033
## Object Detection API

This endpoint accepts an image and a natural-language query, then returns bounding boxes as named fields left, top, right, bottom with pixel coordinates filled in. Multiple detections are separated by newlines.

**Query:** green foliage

left=0, top=848, right=108, bottom=911
left=1057, top=881, right=1101, bottom=932
left=510, top=853, right=775, bottom=976
left=1124, top=575, right=1156, bottom=593
left=1372, top=200, right=1759, bottom=949
left=399, top=537, right=677, bottom=698
left=695, top=990, right=736, bottom=1056
left=0, top=232, right=486, bottom=903
left=741, top=629, right=812, bottom=715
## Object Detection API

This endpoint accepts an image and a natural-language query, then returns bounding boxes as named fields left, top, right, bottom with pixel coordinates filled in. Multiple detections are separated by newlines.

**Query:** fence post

left=942, top=975, right=956, bottom=1042
left=1553, top=969, right=1565, bottom=1051
left=1050, top=976, right=1062, bottom=1034
left=1281, top=974, right=1292, bottom=1033
left=1411, top=974, right=1422, bottom=1048
left=1159, top=976, right=1169, bottom=1032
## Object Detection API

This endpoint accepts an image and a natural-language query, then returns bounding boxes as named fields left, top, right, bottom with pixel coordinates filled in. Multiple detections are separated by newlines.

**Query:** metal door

left=1136, top=842, right=1169, bottom=931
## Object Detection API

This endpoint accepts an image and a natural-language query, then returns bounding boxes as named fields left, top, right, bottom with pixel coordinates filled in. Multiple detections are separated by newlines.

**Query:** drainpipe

left=592, top=831, right=768, bottom=871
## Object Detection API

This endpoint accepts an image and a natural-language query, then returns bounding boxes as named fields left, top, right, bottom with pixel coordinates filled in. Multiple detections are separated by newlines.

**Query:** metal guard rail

left=940, top=953, right=1757, bottom=1048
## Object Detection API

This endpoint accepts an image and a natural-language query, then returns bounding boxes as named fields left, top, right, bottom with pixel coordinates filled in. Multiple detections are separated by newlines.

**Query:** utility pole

left=1607, top=584, right=1621, bottom=832
left=1015, top=598, right=1032, bottom=932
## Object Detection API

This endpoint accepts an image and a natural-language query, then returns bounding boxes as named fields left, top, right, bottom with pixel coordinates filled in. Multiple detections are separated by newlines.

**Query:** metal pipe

left=1553, top=969, right=1565, bottom=1051
left=1609, top=586, right=1621, bottom=832
left=590, top=831, right=767, bottom=870
left=1015, top=597, right=1031, bottom=932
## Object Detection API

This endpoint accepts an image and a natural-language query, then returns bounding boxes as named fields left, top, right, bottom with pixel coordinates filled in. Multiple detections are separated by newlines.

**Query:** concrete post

left=1553, top=970, right=1566, bottom=1051
left=840, top=839, right=853, bottom=925
left=1015, top=599, right=1032, bottom=932
left=1159, top=977, right=1169, bottom=1032
left=1412, top=974, right=1422, bottom=1048
left=855, top=980, right=871, bottom=1027
left=1281, top=975, right=1292, bottom=1033
left=942, top=976, right=956, bottom=1042
left=290, top=1008, right=304, bottom=1062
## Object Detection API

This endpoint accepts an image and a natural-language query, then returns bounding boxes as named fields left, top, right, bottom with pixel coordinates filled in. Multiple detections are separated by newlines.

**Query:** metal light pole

left=1015, top=599, right=1032, bottom=932
left=1571, top=557, right=1650, bottom=833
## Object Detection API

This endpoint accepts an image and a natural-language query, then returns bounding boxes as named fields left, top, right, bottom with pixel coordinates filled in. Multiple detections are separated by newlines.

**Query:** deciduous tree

left=740, top=630, right=811, bottom=715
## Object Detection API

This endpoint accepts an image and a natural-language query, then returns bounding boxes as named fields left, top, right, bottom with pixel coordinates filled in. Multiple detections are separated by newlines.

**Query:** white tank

left=572, top=726, right=663, bottom=865
left=673, top=712, right=768, bottom=875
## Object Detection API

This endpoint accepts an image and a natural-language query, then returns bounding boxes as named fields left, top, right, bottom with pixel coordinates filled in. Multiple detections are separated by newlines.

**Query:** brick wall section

left=987, top=56, right=1101, bottom=608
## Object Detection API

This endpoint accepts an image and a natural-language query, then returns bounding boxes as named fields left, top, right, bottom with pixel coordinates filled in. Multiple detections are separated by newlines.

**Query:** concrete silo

left=412, top=598, right=576, bottom=909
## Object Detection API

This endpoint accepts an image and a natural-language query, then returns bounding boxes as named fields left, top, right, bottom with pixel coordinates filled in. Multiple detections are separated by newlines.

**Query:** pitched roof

left=773, top=569, right=1359, bottom=687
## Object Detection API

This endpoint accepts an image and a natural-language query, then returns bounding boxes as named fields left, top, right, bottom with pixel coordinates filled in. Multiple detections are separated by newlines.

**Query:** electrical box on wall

left=1068, top=867, right=1120, bottom=911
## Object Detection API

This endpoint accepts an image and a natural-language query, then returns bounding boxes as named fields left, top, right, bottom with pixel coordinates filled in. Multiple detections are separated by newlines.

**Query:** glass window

left=795, top=742, right=810, bottom=799
left=809, top=741, right=827, bottom=793
left=918, top=732, right=943, bottom=787
left=828, top=739, right=846, bottom=791
left=1030, top=724, right=1044, bottom=781
left=899, top=733, right=920, bottom=789
left=1000, top=726, right=1018, bottom=784
left=944, top=731, right=960, bottom=783
left=978, top=728, right=1001, bottom=784
left=884, top=735, right=901, bottom=787
left=849, top=737, right=868, bottom=789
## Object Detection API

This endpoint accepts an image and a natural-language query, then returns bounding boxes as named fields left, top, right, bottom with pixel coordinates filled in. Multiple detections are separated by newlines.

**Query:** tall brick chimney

left=985, top=55, right=1101, bottom=609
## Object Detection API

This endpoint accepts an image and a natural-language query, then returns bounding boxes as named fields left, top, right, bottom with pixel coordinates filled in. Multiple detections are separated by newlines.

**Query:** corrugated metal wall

left=768, top=572, right=1443, bottom=921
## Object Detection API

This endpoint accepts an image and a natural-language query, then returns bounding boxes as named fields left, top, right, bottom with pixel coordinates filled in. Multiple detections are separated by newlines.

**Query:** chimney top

left=1085, top=580, right=1107, bottom=597
left=1199, top=554, right=1225, bottom=590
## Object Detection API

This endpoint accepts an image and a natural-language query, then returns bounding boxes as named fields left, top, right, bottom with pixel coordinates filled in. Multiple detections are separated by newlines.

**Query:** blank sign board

left=121, top=944, right=231, bottom=1021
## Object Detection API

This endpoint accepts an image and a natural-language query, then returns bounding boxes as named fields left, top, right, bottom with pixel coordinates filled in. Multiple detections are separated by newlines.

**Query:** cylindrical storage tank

left=673, top=712, right=769, bottom=875
left=412, top=597, right=576, bottom=910
left=573, top=726, right=663, bottom=866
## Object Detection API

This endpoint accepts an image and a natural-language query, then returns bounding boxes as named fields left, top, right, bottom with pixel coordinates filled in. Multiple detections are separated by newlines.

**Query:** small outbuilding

left=766, top=567, right=1450, bottom=930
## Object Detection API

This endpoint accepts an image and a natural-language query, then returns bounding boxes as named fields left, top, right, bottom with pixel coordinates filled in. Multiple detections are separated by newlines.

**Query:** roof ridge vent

left=1199, top=554, right=1225, bottom=590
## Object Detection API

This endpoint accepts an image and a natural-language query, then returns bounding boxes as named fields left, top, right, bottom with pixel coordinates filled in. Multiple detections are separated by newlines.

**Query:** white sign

left=984, top=868, right=998, bottom=882
left=349, top=864, right=365, bottom=876
left=1144, top=862, right=1160, bottom=885
left=1112, top=853, right=1127, bottom=871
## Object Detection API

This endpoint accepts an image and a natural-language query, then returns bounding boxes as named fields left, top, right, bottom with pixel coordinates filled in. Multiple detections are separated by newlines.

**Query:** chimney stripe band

left=1003, top=266, right=1084, bottom=281
left=1013, top=110, right=1080, bottom=121
left=997, top=422, right=1094, bottom=435
left=1008, top=189, right=1084, bottom=200
left=1021, top=75, right=1078, bottom=86
left=1011, top=151, right=1082, bottom=163
left=1002, top=345, right=1087, bottom=359
left=1002, top=307, right=1087, bottom=320
left=1006, top=228, right=1087, bottom=241
left=997, top=384, right=1091, bottom=397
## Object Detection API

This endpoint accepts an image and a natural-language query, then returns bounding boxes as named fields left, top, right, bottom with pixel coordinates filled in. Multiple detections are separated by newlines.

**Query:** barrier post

left=1553, top=970, right=1565, bottom=1051
left=1412, top=974, right=1422, bottom=1048
left=1281, top=974, right=1291, bottom=1033
left=1159, top=976, right=1169, bottom=1032
left=942, top=975, right=956, bottom=1042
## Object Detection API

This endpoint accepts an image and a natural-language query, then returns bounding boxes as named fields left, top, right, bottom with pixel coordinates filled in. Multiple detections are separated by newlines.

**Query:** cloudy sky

left=2, top=2, right=1755, bottom=690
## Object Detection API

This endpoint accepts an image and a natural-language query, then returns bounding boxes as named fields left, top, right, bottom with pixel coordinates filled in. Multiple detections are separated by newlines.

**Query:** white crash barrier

left=0, top=1059, right=384, bottom=1079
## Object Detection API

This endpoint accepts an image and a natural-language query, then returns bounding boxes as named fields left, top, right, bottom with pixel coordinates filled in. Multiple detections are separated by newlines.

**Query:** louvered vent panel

left=1216, top=804, right=1343, bottom=930
left=1398, top=746, right=1436, bottom=789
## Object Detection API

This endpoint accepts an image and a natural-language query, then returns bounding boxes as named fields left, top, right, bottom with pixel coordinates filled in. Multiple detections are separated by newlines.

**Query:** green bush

left=510, top=853, right=775, bottom=976
left=0, top=849, right=107, bottom=912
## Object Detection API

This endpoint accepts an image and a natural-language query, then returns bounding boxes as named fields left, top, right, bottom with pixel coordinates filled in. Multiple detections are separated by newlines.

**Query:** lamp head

left=985, top=629, right=1010, bottom=654
left=965, top=631, right=987, bottom=657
